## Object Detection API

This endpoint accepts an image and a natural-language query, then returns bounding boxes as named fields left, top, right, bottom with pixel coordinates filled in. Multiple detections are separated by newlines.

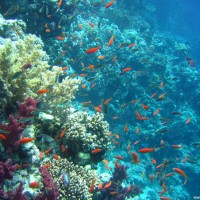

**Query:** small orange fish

left=102, top=159, right=109, bottom=165
left=172, top=145, right=182, bottom=148
left=109, top=191, right=118, bottom=196
left=53, top=154, right=60, bottom=160
left=19, top=136, right=36, bottom=144
left=58, top=0, right=63, bottom=7
left=39, top=152, right=43, bottom=159
left=29, top=182, right=40, bottom=188
left=114, top=134, right=120, bottom=139
left=98, top=55, right=104, bottom=59
left=151, top=157, right=156, bottom=165
left=150, top=90, right=158, bottom=99
left=122, top=67, right=132, bottom=73
left=124, top=123, right=128, bottom=133
left=86, top=46, right=100, bottom=54
left=0, top=134, right=6, bottom=140
left=134, top=140, right=140, bottom=145
left=91, top=83, right=96, bottom=88
left=158, top=92, right=166, bottom=99
left=173, top=168, right=187, bottom=178
left=81, top=84, right=86, bottom=89
left=186, top=116, right=191, bottom=124
left=114, top=161, right=120, bottom=169
left=44, top=148, right=52, bottom=155
left=94, top=106, right=103, bottom=113
left=88, top=64, right=95, bottom=69
left=98, top=183, right=103, bottom=190
left=128, top=43, right=135, bottom=48
left=138, top=148, right=155, bottom=153
left=104, top=98, right=112, bottom=105
left=113, top=116, right=119, bottom=120
left=105, top=0, right=115, bottom=8
left=132, top=152, right=140, bottom=164
left=104, top=181, right=112, bottom=189
left=108, top=35, right=114, bottom=46
left=80, top=73, right=87, bottom=77
left=60, top=128, right=66, bottom=139
left=160, top=197, right=170, bottom=200
left=89, top=179, right=95, bottom=193
left=37, top=89, right=49, bottom=94
left=142, top=104, right=149, bottom=110
left=135, top=127, right=139, bottom=134
left=136, top=110, right=142, bottom=120
left=56, top=36, right=65, bottom=41
left=46, top=29, right=51, bottom=33
left=153, top=108, right=160, bottom=116
left=89, top=23, right=95, bottom=27
left=92, top=148, right=102, bottom=154
left=114, top=155, right=124, bottom=160
left=112, top=56, right=117, bottom=62
left=61, top=144, right=67, bottom=153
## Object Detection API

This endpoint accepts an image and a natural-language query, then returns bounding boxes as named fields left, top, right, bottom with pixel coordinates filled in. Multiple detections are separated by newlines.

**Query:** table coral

left=42, top=158, right=100, bottom=200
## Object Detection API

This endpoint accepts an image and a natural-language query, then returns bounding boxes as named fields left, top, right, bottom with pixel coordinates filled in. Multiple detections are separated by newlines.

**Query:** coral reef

left=0, top=158, right=18, bottom=184
left=61, top=110, right=110, bottom=160
left=42, top=158, right=100, bottom=200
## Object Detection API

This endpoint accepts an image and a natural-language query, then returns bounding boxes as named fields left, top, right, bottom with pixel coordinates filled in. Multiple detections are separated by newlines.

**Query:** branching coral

left=42, top=158, right=100, bottom=200
left=0, top=16, right=80, bottom=112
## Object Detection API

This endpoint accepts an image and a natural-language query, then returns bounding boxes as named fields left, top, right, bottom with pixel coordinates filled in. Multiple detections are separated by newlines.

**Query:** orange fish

left=19, top=136, right=36, bottom=144
left=39, top=152, right=43, bottom=159
left=102, top=159, right=109, bottom=165
left=172, top=145, right=182, bottom=148
left=61, top=144, right=67, bottom=153
left=94, top=106, right=103, bottom=113
left=92, top=148, right=102, bottom=154
left=46, top=29, right=51, bottom=33
left=0, top=134, right=6, bottom=140
left=173, top=168, right=187, bottom=178
left=81, top=84, right=86, bottom=89
left=44, top=148, right=52, bottom=155
left=160, top=197, right=170, bottom=200
left=80, top=73, right=87, bottom=77
left=86, top=46, right=101, bottom=54
left=124, top=123, right=128, bottom=133
left=122, top=67, right=132, bottom=73
left=153, top=108, right=160, bottom=116
left=108, top=35, right=114, bottom=46
left=89, top=179, right=95, bottom=193
left=186, top=117, right=191, bottom=124
left=151, top=157, right=157, bottom=165
left=89, top=23, right=95, bottom=27
left=142, top=104, right=149, bottom=110
left=131, top=152, right=140, bottom=164
left=135, top=127, right=139, bottom=134
left=158, top=92, right=166, bottom=99
left=134, top=140, right=140, bottom=145
left=114, top=155, right=124, bottom=160
left=138, top=148, right=155, bottom=153
left=91, top=83, right=96, bottom=88
left=109, top=191, right=118, bottom=196
left=60, top=128, right=66, bottom=139
left=105, top=0, right=115, bottom=8
left=128, top=43, right=135, bottom=48
left=58, top=0, right=63, bottom=7
left=114, top=161, right=120, bottom=169
left=112, top=56, right=117, bottom=62
left=104, top=98, right=112, bottom=105
left=56, top=36, right=65, bottom=41
left=37, top=89, right=49, bottom=94
left=98, top=183, right=103, bottom=190
left=113, top=116, right=119, bottom=120
left=98, top=55, right=104, bottom=59
left=88, top=64, right=95, bottom=69
left=53, top=154, right=60, bottom=160
left=29, top=182, right=40, bottom=188
left=104, top=181, right=112, bottom=189
left=127, top=143, right=131, bottom=152
left=136, top=110, right=142, bottom=120
left=150, top=90, right=158, bottom=99
left=114, top=134, right=120, bottom=139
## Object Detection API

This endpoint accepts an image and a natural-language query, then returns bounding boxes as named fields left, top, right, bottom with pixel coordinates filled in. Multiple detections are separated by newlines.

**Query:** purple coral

left=35, top=166, right=59, bottom=200
left=0, top=159, right=19, bottom=184
left=0, top=98, right=38, bottom=152
left=0, top=115, right=24, bottom=152
left=18, top=97, right=39, bottom=119
left=0, top=183, right=27, bottom=200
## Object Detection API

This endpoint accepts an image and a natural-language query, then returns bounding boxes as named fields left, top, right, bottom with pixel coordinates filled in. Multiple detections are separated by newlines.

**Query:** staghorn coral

left=62, top=110, right=110, bottom=156
left=43, top=158, right=100, bottom=200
